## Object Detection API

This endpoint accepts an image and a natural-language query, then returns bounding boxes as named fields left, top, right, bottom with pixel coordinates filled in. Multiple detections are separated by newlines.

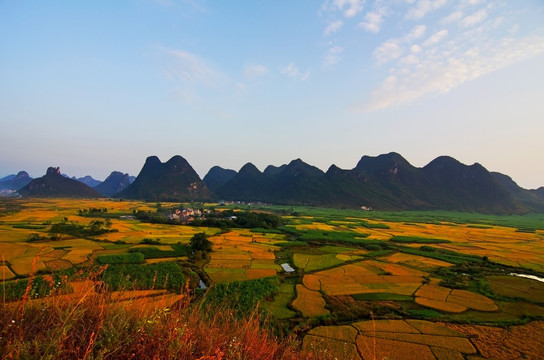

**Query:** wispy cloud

left=365, top=36, right=544, bottom=111
left=405, top=24, right=427, bottom=42
left=360, top=10, right=384, bottom=33
left=280, top=62, right=310, bottom=81
left=423, top=29, right=448, bottom=47
left=459, top=9, right=487, bottom=27
left=361, top=0, right=544, bottom=111
left=324, top=20, right=344, bottom=36
left=324, top=46, right=344, bottom=67
left=332, top=0, right=364, bottom=18
left=374, top=24, right=427, bottom=64
left=374, top=40, right=403, bottom=64
left=244, top=64, right=269, bottom=79
left=405, top=0, right=448, bottom=20
left=165, top=49, right=226, bottom=87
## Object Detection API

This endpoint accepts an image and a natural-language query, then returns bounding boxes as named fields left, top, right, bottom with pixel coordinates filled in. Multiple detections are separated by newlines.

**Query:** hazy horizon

left=1, top=1, right=543, bottom=189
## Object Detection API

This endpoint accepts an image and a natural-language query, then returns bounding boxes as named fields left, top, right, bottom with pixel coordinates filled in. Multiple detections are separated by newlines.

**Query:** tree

left=190, top=232, right=212, bottom=253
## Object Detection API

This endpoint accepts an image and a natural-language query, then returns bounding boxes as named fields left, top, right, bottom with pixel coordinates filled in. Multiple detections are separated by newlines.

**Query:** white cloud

left=411, top=44, right=422, bottom=53
left=324, top=46, right=344, bottom=67
left=399, top=54, right=420, bottom=65
left=281, top=63, right=299, bottom=78
left=244, top=64, right=269, bottom=79
left=324, top=20, right=344, bottom=36
left=404, top=25, right=427, bottom=42
left=373, top=25, right=425, bottom=64
left=405, top=0, right=448, bottom=20
left=374, top=40, right=403, bottom=64
left=360, top=11, right=384, bottom=33
left=459, top=9, right=487, bottom=27
left=332, top=0, right=364, bottom=18
left=423, top=29, right=448, bottom=47
left=365, top=36, right=544, bottom=111
left=441, top=11, right=463, bottom=24
left=280, top=63, right=310, bottom=80
left=165, top=49, right=225, bottom=87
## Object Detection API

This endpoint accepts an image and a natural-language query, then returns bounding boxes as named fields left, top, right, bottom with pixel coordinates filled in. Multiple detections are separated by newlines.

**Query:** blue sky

left=1, top=0, right=543, bottom=188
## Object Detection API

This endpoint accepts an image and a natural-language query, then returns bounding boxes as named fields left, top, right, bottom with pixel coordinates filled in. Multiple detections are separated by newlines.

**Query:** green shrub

left=96, top=253, right=145, bottom=265
left=203, top=277, right=280, bottom=316
left=102, top=262, right=186, bottom=291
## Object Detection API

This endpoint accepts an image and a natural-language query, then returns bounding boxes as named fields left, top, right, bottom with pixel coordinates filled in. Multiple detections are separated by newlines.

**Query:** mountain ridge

left=18, top=167, right=102, bottom=198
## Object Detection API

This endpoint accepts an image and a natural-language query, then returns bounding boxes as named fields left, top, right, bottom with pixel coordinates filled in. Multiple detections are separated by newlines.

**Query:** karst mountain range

left=5, top=153, right=544, bottom=214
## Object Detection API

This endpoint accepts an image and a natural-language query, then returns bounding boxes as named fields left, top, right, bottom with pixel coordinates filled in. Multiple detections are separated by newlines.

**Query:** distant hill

left=0, top=174, right=16, bottom=182
left=116, top=156, right=212, bottom=202
left=72, top=175, right=101, bottom=188
left=0, top=171, right=33, bottom=191
left=18, top=167, right=102, bottom=198
left=207, top=153, right=543, bottom=213
left=94, top=171, right=133, bottom=196
left=202, top=166, right=237, bottom=193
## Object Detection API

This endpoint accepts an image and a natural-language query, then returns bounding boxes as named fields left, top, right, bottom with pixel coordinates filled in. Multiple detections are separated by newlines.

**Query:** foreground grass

left=0, top=281, right=324, bottom=360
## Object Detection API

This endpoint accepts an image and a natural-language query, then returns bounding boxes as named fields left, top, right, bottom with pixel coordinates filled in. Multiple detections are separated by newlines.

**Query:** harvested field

left=62, top=249, right=93, bottom=264
left=44, top=259, right=72, bottom=270
left=308, top=325, right=358, bottom=343
left=445, top=321, right=544, bottom=360
left=369, top=332, right=476, bottom=353
left=447, top=289, right=498, bottom=312
left=292, top=284, right=329, bottom=317
left=302, top=275, right=321, bottom=291
left=487, top=275, right=544, bottom=303
left=353, top=319, right=419, bottom=334
left=415, top=297, right=467, bottom=313
left=383, top=252, right=454, bottom=271
left=365, top=260, right=426, bottom=276
left=245, top=268, right=276, bottom=280
left=406, top=320, right=464, bottom=337
left=303, top=335, right=361, bottom=360
left=356, top=335, right=435, bottom=360
left=431, top=346, right=465, bottom=360
left=415, top=284, right=451, bottom=301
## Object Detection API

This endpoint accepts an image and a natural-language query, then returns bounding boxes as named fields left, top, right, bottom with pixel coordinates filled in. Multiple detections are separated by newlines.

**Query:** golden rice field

left=2, top=198, right=544, bottom=360
left=291, top=284, right=329, bottom=317
left=203, top=231, right=282, bottom=282
left=414, top=284, right=498, bottom=313
left=304, top=319, right=480, bottom=360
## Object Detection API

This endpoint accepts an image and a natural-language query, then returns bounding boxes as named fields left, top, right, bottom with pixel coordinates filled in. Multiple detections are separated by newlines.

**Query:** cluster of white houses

left=168, top=208, right=211, bottom=222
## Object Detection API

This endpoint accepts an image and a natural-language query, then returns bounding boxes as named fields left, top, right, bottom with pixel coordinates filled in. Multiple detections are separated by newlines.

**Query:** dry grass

left=0, top=283, right=318, bottom=360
